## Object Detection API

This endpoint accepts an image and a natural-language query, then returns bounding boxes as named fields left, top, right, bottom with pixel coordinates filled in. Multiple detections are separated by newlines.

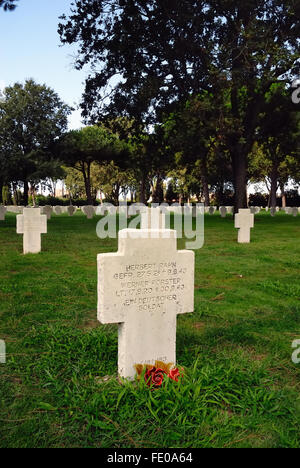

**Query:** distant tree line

left=58, top=0, right=300, bottom=211
left=0, top=78, right=299, bottom=208
left=1, top=1, right=300, bottom=208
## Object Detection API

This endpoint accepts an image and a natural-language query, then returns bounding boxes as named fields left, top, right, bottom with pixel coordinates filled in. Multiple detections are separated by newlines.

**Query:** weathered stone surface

left=67, top=206, right=76, bottom=216
left=0, top=206, right=7, bottom=221
left=17, top=208, right=47, bottom=254
left=53, top=206, right=62, bottom=215
left=219, top=206, right=227, bottom=218
left=292, top=207, right=298, bottom=217
left=82, top=206, right=95, bottom=219
left=97, top=229, right=195, bottom=379
left=235, top=209, right=254, bottom=244
left=41, top=206, right=52, bottom=220
left=6, top=206, right=23, bottom=214
left=225, top=206, right=234, bottom=215
left=250, top=206, right=261, bottom=214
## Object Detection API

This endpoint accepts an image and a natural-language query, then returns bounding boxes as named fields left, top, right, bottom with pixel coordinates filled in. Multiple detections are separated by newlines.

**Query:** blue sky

left=0, top=0, right=88, bottom=129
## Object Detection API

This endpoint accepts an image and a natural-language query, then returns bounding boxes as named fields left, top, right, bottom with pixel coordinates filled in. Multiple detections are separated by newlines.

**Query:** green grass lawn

left=0, top=210, right=299, bottom=448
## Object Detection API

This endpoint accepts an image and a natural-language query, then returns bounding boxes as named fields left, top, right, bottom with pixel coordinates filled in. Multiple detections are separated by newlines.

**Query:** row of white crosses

left=4, top=204, right=255, bottom=258
left=3, top=204, right=299, bottom=221
left=2, top=203, right=265, bottom=259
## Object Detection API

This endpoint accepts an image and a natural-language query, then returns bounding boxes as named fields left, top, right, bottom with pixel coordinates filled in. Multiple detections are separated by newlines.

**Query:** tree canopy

left=0, top=0, right=18, bottom=11
left=0, top=79, right=72, bottom=204
left=59, top=0, right=300, bottom=210
left=56, top=125, right=129, bottom=204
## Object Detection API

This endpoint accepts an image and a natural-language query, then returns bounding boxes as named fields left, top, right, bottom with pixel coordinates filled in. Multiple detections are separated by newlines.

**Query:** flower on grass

left=168, top=367, right=181, bottom=382
left=134, top=360, right=184, bottom=389
left=144, top=367, right=167, bottom=388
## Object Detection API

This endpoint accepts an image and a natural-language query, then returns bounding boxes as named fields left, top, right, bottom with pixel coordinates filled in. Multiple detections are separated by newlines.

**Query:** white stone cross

left=41, top=205, right=52, bottom=220
left=0, top=206, right=7, bottom=221
left=225, top=206, right=234, bottom=214
left=235, top=209, right=254, bottom=243
left=53, top=206, right=62, bottom=215
left=67, top=206, right=76, bottom=216
left=17, top=208, right=47, bottom=254
left=219, top=206, right=227, bottom=218
left=97, top=229, right=195, bottom=379
left=82, top=205, right=95, bottom=219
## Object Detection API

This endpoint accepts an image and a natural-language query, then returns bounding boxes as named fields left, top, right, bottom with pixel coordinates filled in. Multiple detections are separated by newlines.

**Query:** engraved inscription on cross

left=17, top=208, right=47, bottom=254
left=235, top=208, right=254, bottom=243
left=97, top=229, right=195, bottom=379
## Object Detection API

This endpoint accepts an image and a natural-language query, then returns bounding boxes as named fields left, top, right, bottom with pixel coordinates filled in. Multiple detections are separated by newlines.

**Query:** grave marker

left=292, top=207, right=298, bottom=217
left=0, top=206, right=7, bottom=221
left=41, top=205, right=52, bottom=220
left=82, top=206, right=95, bottom=219
left=235, top=209, right=254, bottom=243
left=97, top=229, right=195, bottom=379
left=219, top=206, right=227, bottom=218
left=17, top=208, right=47, bottom=254
left=53, top=206, right=62, bottom=215
left=67, top=206, right=76, bottom=216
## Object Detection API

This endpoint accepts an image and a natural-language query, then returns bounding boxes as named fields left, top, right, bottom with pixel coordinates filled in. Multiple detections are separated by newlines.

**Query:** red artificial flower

left=144, top=367, right=167, bottom=388
left=168, top=367, right=181, bottom=382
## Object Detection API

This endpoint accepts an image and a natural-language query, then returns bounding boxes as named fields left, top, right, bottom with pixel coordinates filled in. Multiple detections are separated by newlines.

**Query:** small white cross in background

left=235, top=209, right=254, bottom=243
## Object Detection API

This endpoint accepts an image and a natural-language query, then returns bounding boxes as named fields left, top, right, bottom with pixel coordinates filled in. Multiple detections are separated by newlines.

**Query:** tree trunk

left=152, top=173, right=164, bottom=203
left=113, top=183, right=120, bottom=205
left=139, top=177, right=147, bottom=204
left=82, top=162, right=93, bottom=205
left=12, top=183, right=18, bottom=205
left=280, top=183, right=286, bottom=208
left=232, top=150, right=247, bottom=213
left=30, top=183, right=36, bottom=207
left=270, top=166, right=278, bottom=208
left=0, top=181, right=3, bottom=204
left=215, top=182, right=225, bottom=206
left=201, top=176, right=210, bottom=206
left=23, top=180, right=29, bottom=206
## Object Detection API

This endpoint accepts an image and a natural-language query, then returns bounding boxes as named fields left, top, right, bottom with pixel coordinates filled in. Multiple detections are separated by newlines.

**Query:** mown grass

left=0, top=210, right=299, bottom=448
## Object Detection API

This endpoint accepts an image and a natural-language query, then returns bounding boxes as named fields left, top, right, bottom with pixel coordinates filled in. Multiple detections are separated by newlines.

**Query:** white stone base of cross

left=235, top=209, right=254, bottom=243
left=17, top=208, right=47, bottom=254
left=97, top=229, right=195, bottom=379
